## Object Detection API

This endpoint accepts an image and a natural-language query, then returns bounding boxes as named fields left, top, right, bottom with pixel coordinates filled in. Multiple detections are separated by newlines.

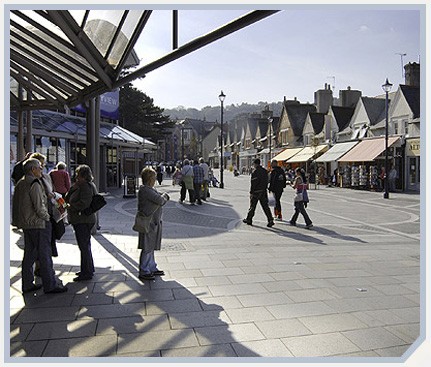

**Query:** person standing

left=243, top=158, right=274, bottom=227
left=156, top=165, right=163, bottom=185
left=65, top=165, right=97, bottom=281
left=199, top=157, right=210, bottom=200
left=192, top=159, right=204, bottom=205
left=49, top=161, right=71, bottom=197
left=289, top=167, right=313, bottom=229
left=180, top=159, right=194, bottom=204
left=268, top=160, right=287, bottom=220
left=12, top=158, right=68, bottom=294
left=30, top=153, right=60, bottom=261
left=137, top=167, right=170, bottom=281
left=388, top=165, right=397, bottom=192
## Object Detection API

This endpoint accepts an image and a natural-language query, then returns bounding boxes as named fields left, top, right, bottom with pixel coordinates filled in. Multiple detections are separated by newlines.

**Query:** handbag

left=82, top=194, right=107, bottom=216
left=50, top=217, right=65, bottom=241
left=294, top=192, right=303, bottom=202
left=132, top=211, right=153, bottom=233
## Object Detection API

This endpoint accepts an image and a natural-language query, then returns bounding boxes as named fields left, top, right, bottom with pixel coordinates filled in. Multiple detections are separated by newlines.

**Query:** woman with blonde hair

left=136, top=167, right=170, bottom=281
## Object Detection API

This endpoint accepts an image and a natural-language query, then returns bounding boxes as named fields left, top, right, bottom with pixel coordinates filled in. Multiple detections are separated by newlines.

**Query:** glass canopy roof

left=9, top=9, right=279, bottom=112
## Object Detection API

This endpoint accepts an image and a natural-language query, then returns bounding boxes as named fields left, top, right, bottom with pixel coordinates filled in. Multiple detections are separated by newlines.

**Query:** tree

left=119, top=83, right=174, bottom=141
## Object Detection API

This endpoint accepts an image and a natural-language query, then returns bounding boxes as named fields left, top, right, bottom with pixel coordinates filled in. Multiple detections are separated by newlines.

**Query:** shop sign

left=406, top=139, right=420, bottom=156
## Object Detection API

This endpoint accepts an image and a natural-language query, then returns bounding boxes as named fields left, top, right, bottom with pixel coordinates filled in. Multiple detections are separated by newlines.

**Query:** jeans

left=22, top=221, right=59, bottom=292
left=290, top=201, right=312, bottom=226
left=73, top=223, right=95, bottom=277
left=272, top=190, right=283, bottom=214
left=245, top=191, right=273, bottom=223
left=139, top=250, right=157, bottom=275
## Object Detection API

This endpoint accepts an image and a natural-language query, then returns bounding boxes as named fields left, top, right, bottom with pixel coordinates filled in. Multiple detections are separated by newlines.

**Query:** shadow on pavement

left=9, top=233, right=260, bottom=358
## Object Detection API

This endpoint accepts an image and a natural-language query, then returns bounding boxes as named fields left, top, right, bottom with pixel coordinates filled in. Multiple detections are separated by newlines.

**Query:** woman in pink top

left=49, top=162, right=71, bottom=197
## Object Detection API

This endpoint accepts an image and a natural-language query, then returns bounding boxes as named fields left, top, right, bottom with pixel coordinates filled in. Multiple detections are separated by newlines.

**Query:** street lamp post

left=382, top=78, right=393, bottom=199
left=268, top=117, right=273, bottom=167
left=219, top=90, right=226, bottom=188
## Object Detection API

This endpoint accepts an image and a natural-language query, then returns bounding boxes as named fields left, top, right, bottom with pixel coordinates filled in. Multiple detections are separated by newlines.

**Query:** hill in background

left=163, top=101, right=284, bottom=122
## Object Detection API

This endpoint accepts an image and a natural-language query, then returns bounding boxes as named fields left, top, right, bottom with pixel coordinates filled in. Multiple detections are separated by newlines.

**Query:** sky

left=130, top=7, right=421, bottom=110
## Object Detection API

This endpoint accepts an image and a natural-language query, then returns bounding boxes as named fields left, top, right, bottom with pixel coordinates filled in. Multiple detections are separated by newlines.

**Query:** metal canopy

left=9, top=9, right=279, bottom=112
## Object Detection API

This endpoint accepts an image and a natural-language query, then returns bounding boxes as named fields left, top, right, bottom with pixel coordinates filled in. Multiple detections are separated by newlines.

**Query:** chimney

left=404, top=62, right=420, bottom=87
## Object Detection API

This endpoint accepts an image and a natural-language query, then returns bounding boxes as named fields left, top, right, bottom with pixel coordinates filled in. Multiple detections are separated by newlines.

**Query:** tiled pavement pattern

left=9, top=172, right=421, bottom=358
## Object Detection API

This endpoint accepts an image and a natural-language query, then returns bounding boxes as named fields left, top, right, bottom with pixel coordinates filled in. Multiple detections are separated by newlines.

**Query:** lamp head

left=219, top=90, right=226, bottom=102
left=381, top=78, right=393, bottom=93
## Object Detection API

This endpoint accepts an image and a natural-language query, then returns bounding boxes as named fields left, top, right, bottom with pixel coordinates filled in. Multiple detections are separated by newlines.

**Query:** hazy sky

left=130, top=7, right=421, bottom=110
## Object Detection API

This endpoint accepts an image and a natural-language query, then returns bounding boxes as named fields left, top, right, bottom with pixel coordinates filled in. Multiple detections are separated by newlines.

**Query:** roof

left=400, top=84, right=420, bottom=119
left=286, top=144, right=328, bottom=163
left=361, top=97, right=387, bottom=126
left=309, top=112, right=325, bottom=134
left=10, top=109, right=155, bottom=147
left=331, top=106, right=354, bottom=132
left=315, top=141, right=359, bottom=162
left=286, top=103, right=317, bottom=136
left=338, top=136, right=401, bottom=162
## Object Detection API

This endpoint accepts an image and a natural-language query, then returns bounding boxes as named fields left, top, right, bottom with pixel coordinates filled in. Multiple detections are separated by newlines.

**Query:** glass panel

left=58, top=139, right=66, bottom=163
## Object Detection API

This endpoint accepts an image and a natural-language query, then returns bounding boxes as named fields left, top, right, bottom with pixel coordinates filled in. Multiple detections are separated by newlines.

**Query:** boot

left=278, top=210, right=283, bottom=220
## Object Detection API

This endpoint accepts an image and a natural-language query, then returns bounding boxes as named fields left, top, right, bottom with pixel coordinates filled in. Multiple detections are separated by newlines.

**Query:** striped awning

left=338, top=137, right=401, bottom=162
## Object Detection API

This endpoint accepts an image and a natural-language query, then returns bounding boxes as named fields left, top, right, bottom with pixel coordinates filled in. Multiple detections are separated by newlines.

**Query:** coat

left=269, top=166, right=287, bottom=193
left=137, top=185, right=169, bottom=253
left=65, top=181, right=97, bottom=225
left=12, top=174, right=50, bottom=229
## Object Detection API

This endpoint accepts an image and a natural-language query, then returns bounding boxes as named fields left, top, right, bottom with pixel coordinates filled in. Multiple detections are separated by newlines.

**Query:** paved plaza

left=9, top=171, right=421, bottom=359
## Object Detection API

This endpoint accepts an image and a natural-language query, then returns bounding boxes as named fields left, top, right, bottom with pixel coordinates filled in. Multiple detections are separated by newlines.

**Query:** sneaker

left=267, top=221, right=275, bottom=228
left=22, top=284, right=43, bottom=294
left=305, top=223, right=314, bottom=229
left=139, top=273, right=155, bottom=281
left=45, top=286, right=68, bottom=294
left=242, top=219, right=252, bottom=225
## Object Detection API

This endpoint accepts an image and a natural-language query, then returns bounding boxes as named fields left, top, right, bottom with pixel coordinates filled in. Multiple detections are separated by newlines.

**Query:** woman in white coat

left=137, top=167, right=170, bottom=281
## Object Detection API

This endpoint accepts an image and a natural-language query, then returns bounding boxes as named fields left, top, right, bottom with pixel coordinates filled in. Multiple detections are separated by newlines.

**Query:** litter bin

left=123, top=175, right=137, bottom=198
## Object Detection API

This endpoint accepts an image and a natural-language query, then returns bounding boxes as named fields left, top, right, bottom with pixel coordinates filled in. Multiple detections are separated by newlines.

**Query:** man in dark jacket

left=268, top=160, right=287, bottom=220
left=243, top=158, right=274, bottom=227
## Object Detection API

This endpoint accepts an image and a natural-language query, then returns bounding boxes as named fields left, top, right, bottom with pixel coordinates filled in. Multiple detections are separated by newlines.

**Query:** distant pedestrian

left=180, top=159, right=194, bottom=203
left=12, top=158, right=68, bottom=294
left=49, top=161, right=71, bottom=197
left=172, top=164, right=182, bottom=186
left=156, top=166, right=163, bottom=185
left=389, top=165, right=397, bottom=192
left=199, top=157, right=210, bottom=200
left=243, top=158, right=274, bottom=227
left=289, top=167, right=313, bottom=229
left=268, top=160, right=287, bottom=220
left=192, top=160, right=204, bottom=205
left=136, top=167, right=170, bottom=281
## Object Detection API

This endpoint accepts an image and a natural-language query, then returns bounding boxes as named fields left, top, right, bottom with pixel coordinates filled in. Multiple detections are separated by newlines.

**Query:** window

left=403, top=120, right=409, bottom=135
left=394, top=121, right=399, bottom=135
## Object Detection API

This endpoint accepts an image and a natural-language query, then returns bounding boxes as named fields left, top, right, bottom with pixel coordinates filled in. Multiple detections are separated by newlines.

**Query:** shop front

left=405, top=138, right=420, bottom=192
left=337, top=136, right=402, bottom=191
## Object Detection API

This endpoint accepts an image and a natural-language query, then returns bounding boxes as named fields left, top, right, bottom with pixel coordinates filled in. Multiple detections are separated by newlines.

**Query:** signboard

left=73, top=89, right=120, bottom=120
left=406, top=139, right=420, bottom=156
left=123, top=176, right=136, bottom=198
